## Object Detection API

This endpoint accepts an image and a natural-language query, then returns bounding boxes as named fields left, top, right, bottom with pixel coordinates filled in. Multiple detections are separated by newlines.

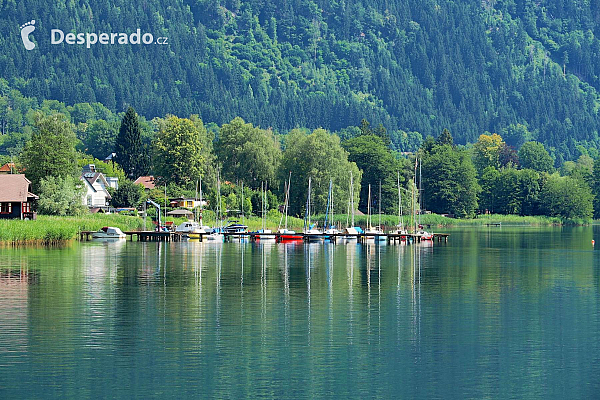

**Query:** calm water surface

left=1, top=227, right=600, bottom=398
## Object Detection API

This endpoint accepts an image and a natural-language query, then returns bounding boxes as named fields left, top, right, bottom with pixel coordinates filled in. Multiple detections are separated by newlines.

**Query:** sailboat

left=364, top=184, right=385, bottom=241
left=277, top=173, right=303, bottom=242
left=207, top=172, right=224, bottom=242
left=324, top=179, right=341, bottom=237
left=390, top=171, right=409, bottom=240
left=176, top=178, right=211, bottom=238
left=414, top=158, right=433, bottom=241
left=303, top=177, right=324, bottom=241
left=342, top=171, right=359, bottom=240
left=256, top=182, right=276, bottom=241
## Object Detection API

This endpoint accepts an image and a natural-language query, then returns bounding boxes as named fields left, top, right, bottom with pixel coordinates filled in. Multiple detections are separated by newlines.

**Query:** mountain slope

left=1, top=0, right=599, bottom=161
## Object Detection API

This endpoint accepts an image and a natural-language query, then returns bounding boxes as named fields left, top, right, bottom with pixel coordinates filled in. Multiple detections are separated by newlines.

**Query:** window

left=1, top=202, right=12, bottom=214
left=22, top=202, right=31, bottom=213
left=87, top=196, right=92, bottom=206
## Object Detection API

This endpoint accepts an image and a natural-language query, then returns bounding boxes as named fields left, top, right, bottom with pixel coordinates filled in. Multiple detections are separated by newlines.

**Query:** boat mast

left=419, top=157, right=422, bottom=227
left=367, top=184, right=372, bottom=230
left=398, top=171, right=402, bottom=229
left=261, top=181, right=263, bottom=231
left=241, top=180, right=244, bottom=225
left=199, top=176, right=203, bottom=225
left=378, top=180, right=382, bottom=230
left=324, top=179, right=332, bottom=229
left=350, top=171, right=355, bottom=227
left=285, top=172, right=291, bottom=229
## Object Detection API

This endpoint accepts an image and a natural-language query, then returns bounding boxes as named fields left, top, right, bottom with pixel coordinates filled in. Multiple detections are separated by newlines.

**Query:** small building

left=80, top=164, right=119, bottom=211
left=169, top=197, right=205, bottom=209
left=0, top=174, right=38, bottom=220
left=81, top=170, right=112, bottom=211
left=134, top=176, right=156, bottom=190
left=0, top=163, right=18, bottom=174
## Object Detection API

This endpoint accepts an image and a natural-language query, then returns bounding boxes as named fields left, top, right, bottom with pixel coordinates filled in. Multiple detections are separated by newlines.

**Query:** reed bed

left=0, top=214, right=146, bottom=245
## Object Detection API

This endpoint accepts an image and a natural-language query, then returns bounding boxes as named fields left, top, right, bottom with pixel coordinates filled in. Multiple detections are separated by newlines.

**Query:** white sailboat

left=364, top=184, right=385, bottom=241
left=324, top=179, right=340, bottom=236
left=303, top=177, right=324, bottom=241
left=207, top=172, right=224, bottom=242
left=342, top=171, right=359, bottom=241
left=390, top=171, right=409, bottom=239
left=414, top=158, right=433, bottom=241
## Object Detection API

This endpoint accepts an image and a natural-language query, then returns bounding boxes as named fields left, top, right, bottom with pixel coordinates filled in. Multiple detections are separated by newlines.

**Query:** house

left=0, top=163, right=17, bottom=174
left=0, top=174, right=38, bottom=220
left=134, top=176, right=156, bottom=190
left=169, top=197, right=205, bottom=209
left=80, top=165, right=114, bottom=210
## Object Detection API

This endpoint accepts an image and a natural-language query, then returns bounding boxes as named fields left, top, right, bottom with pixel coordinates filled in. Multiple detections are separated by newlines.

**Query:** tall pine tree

left=115, top=107, right=146, bottom=178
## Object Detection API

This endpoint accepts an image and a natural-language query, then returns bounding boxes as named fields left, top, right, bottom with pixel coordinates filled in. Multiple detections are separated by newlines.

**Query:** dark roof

left=0, top=174, right=38, bottom=202
left=167, top=209, right=194, bottom=216
left=81, top=172, right=111, bottom=199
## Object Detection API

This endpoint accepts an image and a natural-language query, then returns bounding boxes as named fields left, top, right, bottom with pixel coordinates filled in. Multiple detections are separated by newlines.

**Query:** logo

left=20, top=20, right=36, bottom=50
left=19, top=19, right=168, bottom=50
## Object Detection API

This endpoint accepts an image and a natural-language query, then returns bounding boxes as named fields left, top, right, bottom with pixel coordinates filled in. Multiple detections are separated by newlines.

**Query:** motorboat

left=255, top=229, right=277, bottom=241
left=223, top=223, right=248, bottom=241
left=277, top=228, right=303, bottom=242
left=175, top=221, right=211, bottom=239
left=390, top=226, right=409, bottom=240
left=304, top=227, right=324, bottom=241
left=92, top=226, right=126, bottom=240
left=364, top=226, right=386, bottom=242
left=175, top=221, right=208, bottom=234
left=340, top=227, right=359, bottom=242
left=416, top=230, right=434, bottom=240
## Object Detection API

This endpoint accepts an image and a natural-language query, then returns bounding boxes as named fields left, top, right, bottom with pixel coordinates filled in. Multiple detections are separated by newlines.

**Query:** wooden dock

left=80, top=230, right=449, bottom=243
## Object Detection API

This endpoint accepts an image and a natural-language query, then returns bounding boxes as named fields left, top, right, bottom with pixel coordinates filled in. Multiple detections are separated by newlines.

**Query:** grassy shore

left=305, top=213, right=574, bottom=228
left=0, top=214, right=152, bottom=245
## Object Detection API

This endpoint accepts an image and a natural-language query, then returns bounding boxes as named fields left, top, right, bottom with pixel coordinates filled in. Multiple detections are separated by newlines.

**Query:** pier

left=80, top=230, right=449, bottom=243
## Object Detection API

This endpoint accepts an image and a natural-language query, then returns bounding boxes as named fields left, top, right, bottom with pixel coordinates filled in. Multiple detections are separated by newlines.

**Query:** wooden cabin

left=0, top=174, right=38, bottom=220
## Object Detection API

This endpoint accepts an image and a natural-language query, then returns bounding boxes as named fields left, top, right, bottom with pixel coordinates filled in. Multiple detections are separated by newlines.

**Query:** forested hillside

left=1, top=0, right=600, bottom=161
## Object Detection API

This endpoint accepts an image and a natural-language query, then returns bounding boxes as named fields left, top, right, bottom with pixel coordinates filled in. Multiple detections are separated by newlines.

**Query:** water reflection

left=1, top=228, right=600, bottom=398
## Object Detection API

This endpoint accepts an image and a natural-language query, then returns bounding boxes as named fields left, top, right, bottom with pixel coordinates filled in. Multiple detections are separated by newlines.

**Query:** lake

left=1, top=227, right=599, bottom=398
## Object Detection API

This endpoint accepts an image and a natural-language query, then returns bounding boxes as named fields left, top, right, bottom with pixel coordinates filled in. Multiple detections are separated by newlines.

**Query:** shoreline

left=0, top=213, right=588, bottom=246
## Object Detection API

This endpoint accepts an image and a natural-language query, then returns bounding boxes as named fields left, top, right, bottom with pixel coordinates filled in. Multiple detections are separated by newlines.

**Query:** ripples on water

left=1, top=227, right=600, bottom=398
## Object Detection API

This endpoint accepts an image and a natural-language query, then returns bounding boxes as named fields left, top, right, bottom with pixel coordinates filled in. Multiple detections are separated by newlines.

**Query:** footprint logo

left=20, top=20, right=36, bottom=51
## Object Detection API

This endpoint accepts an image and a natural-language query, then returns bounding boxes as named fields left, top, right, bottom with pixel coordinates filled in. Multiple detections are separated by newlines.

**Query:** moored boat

left=92, top=226, right=126, bottom=240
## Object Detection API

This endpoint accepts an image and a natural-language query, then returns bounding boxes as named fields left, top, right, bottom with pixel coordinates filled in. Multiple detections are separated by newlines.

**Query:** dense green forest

left=2, top=0, right=600, bottom=161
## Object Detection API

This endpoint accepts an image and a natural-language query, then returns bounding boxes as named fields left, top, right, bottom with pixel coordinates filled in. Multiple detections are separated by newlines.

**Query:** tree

left=519, top=142, right=555, bottom=173
left=38, top=176, right=87, bottom=216
left=592, top=157, right=600, bottom=219
left=153, top=115, right=213, bottom=187
left=473, top=133, right=504, bottom=174
left=343, top=134, right=401, bottom=214
left=111, top=180, right=145, bottom=208
left=436, top=128, right=454, bottom=146
left=80, top=119, right=118, bottom=160
left=539, top=175, right=593, bottom=220
left=21, top=113, right=78, bottom=191
left=279, top=128, right=362, bottom=217
left=115, top=107, right=147, bottom=178
left=421, top=142, right=480, bottom=218
left=498, top=144, right=519, bottom=168
left=216, top=117, right=281, bottom=188
left=479, top=166, right=501, bottom=213
left=501, top=123, right=531, bottom=149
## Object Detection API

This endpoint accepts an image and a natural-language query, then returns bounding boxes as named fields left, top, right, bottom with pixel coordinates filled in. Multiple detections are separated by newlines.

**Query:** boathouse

left=0, top=174, right=38, bottom=220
